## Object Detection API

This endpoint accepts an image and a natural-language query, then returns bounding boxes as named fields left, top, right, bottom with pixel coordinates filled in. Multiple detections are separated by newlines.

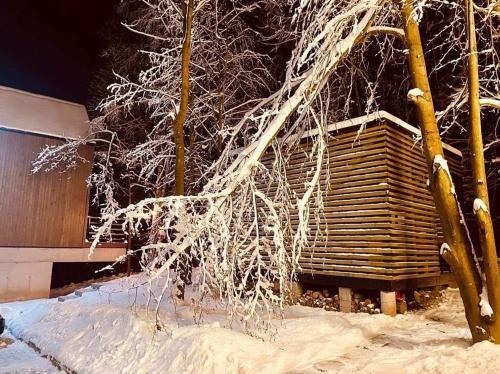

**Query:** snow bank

left=1, top=277, right=500, bottom=374
left=0, top=276, right=379, bottom=373
left=0, top=331, right=57, bottom=374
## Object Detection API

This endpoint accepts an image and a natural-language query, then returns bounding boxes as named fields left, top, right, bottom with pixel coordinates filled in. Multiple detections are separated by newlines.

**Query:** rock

left=397, top=300, right=408, bottom=314
left=365, top=299, right=372, bottom=305
left=322, top=289, right=330, bottom=298
left=0, top=337, right=14, bottom=349
left=75, top=288, right=97, bottom=297
left=407, top=301, right=418, bottom=310
left=58, top=293, right=80, bottom=302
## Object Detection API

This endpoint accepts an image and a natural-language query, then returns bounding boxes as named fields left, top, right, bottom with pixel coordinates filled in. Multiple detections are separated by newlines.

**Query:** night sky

left=0, top=1, right=117, bottom=105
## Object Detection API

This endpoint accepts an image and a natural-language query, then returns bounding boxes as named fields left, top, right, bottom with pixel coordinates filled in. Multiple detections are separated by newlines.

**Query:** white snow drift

left=1, top=275, right=500, bottom=374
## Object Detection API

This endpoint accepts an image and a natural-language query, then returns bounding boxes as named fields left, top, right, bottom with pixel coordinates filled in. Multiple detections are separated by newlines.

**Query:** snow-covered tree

left=35, top=0, right=500, bottom=341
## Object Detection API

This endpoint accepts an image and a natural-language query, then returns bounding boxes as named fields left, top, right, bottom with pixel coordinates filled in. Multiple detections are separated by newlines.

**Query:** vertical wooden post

left=380, top=291, right=396, bottom=317
left=339, top=287, right=353, bottom=313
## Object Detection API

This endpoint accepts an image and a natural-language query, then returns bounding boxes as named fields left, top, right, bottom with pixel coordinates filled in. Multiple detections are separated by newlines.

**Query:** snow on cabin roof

left=302, top=110, right=462, bottom=157
left=0, top=85, right=89, bottom=140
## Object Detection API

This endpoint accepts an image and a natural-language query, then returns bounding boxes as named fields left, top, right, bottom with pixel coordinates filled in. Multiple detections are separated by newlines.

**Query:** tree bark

left=464, top=0, right=500, bottom=340
left=174, top=0, right=194, bottom=300
left=173, top=0, right=194, bottom=196
left=401, top=0, right=489, bottom=343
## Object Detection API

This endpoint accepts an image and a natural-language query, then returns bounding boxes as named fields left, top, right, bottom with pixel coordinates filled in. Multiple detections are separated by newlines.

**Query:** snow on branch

left=440, top=243, right=451, bottom=256
left=480, top=286, right=494, bottom=319
left=473, top=198, right=489, bottom=214
left=407, top=87, right=425, bottom=101
left=479, top=98, right=500, bottom=110
left=432, top=155, right=456, bottom=194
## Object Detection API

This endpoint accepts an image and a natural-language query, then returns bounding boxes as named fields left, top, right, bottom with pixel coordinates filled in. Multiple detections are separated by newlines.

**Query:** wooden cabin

left=0, top=86, right=125, bottom=302
left=263, top=111, right=462, bottom=315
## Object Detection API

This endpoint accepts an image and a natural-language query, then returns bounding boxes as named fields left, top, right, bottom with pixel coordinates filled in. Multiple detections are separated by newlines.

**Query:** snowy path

left=298, top=290, right=498, bottom=373
left=0, top=331, right=58, bottom=374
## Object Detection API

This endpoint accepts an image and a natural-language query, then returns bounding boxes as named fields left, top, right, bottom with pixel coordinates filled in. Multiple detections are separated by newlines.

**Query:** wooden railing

left=86, top=216, right=127, bottom=243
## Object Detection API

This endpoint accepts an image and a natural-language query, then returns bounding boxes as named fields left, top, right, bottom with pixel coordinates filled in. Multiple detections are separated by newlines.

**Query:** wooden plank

left=298, top=266, right=440, bottom=278
left=298, top=246, right=439, bottom=255
left=298, top=257, right=439, bottom=268
left=0, top=129, right=93, bottom=247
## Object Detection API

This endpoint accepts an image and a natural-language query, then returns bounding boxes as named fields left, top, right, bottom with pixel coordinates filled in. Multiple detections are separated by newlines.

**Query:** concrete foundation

left=0, top=245, right=125, bottom=303
left=339, top=287, right=353, bottom=313
left=380, top=291, right=397, bottom=316
left=0, top=262, right=52, bottom=302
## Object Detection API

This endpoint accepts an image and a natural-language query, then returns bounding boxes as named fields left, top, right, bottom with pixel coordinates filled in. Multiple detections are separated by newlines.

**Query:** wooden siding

left=0, top=129, right=93, bottom=247
left=260, top=121, right=462, bottom=281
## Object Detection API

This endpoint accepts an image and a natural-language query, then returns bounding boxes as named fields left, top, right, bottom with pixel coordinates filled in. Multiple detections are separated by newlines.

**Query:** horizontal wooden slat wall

left=259, top=121, right=463, bottom=281
left=384, top=124, right=440, bottom=279
left=384, top=123, right=463, bottom=278
left=0, top=129, right=93, bottom=247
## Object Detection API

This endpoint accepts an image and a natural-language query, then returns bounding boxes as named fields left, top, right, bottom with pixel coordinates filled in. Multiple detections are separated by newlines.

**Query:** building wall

left=259, top=120, right=463, bottom=282
left=0, top=85, right=89, bottom=139
left=0, top=86, right=126, bottom=302
left=0, top=128, right=93, bottom=247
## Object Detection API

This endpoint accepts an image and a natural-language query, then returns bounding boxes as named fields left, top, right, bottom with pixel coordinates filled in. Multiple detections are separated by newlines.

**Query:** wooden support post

left=381, top=291, right=397, bottom=316
left=339, top=287, right=353, bottom=313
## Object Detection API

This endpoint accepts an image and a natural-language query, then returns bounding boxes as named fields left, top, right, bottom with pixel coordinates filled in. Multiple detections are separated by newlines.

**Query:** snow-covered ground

left=0, top=331, right=57, bottom=373
left=1, top=275, right=500, bottom=374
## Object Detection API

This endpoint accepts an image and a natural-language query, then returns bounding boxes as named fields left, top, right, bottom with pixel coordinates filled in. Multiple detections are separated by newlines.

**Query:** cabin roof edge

left=304, top=110, right=462, bottom=157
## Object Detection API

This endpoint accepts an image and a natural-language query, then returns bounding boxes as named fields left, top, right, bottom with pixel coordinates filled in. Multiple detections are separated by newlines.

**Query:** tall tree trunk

left=401, top=0, right=490, bottom=343
left=127, top=178, right=133, bottom=276
left=173, top=0, right=194, bottom=196
left=188, top=120, right=196, bottom=194
left=464, top=0, right=500, bottom=340
left=174, top=0, right=194, bottom=300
